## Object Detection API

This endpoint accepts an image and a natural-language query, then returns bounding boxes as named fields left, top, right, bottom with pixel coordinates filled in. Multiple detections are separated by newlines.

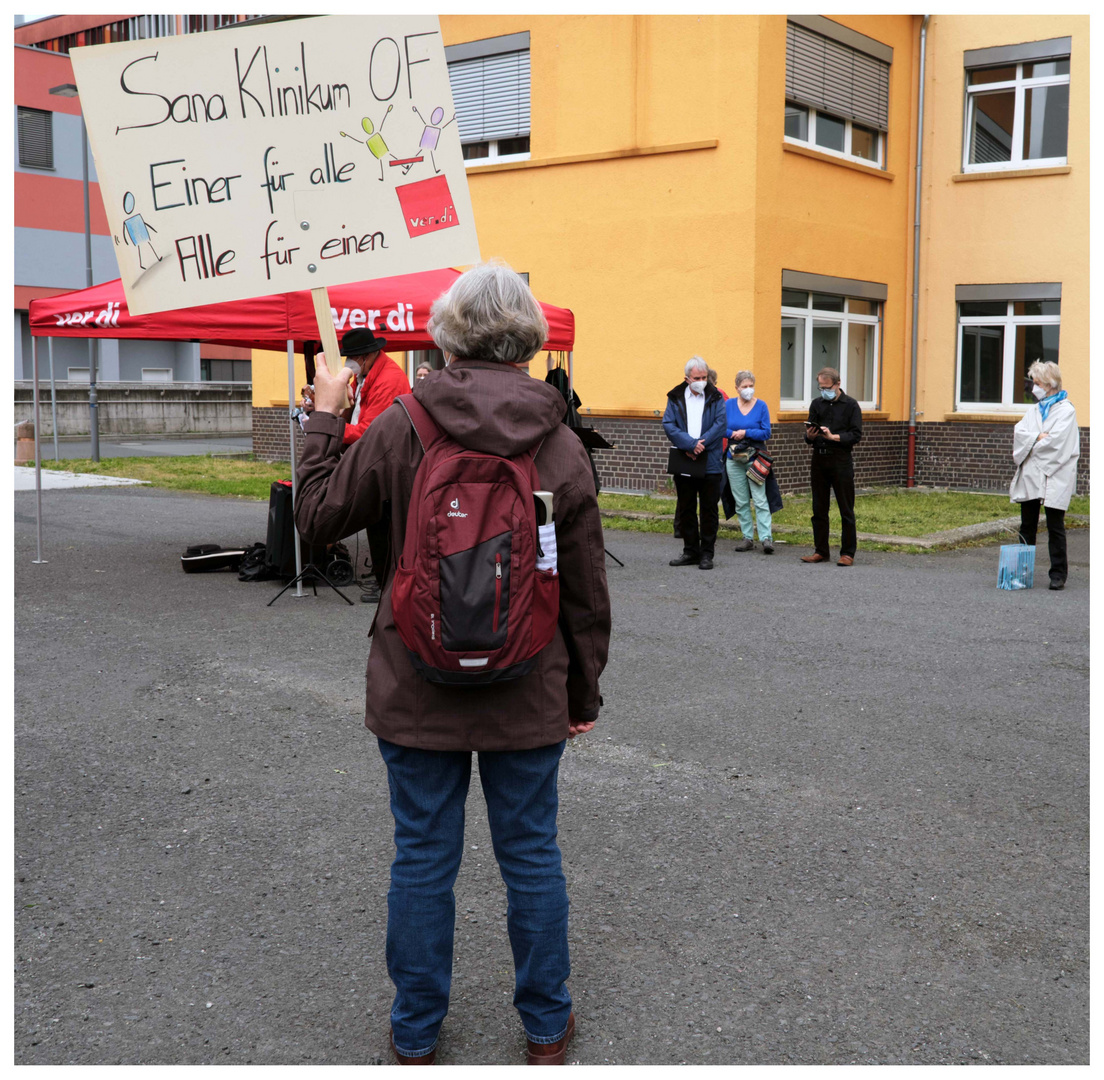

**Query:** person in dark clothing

left=801, top=366, right=863, bottom=566
left=295, top=262, right=611, bottom=1065
left=662, top=356, right=727, bottom=570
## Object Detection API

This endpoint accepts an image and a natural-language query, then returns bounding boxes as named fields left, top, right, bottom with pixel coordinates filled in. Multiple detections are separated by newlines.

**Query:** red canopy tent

left=24, top=269, right=577, bottom=575
left=28, top=268, right=576, bottom=353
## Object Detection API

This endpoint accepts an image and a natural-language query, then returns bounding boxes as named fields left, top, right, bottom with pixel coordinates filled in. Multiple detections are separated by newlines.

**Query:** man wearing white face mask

left=801, top=366, right=863, bottom=566
left=663, top=356, right=727, bottom=569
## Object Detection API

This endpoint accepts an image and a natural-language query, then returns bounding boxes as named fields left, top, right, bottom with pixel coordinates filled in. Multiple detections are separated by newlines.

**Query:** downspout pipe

left=907, top=15, right=930, bottom=487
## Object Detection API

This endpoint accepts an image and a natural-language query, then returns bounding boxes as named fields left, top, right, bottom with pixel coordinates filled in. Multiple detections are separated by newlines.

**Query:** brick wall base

left=253, top=407, right=1090, bottom=497
left=253, top=406, right=304, bottom=465
left=915, top=422, right=1090, bottom=496
left=586, top=417, right=1090, bottom=496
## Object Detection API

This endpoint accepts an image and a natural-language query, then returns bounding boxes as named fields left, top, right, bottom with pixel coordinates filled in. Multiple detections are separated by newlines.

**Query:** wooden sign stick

left=310, top=285, right=352, bottom=408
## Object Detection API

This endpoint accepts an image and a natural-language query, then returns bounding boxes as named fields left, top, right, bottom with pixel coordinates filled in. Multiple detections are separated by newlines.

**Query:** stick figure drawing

left=412, top=105, right=456, bottom=174
left=340, top=105, right=398, bottom=181
left=115, top=191, right=161, bottom=269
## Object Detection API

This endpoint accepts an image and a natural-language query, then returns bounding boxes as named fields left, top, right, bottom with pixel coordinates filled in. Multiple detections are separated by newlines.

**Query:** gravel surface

left=14, top=488, right=1089, bottom=1065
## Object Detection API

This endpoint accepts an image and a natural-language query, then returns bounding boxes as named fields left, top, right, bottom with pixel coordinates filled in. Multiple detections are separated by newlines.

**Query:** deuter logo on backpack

left=390, top=395, right=560, bottom=685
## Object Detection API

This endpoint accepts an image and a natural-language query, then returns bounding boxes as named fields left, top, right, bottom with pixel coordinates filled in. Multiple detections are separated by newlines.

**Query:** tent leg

left=288, top=339, right=304, bottom=598
left=32, top=337, right=46, bottom=564
left=48, top=337, right=59, bottom=461
left=568, top=350, right=574, bottom=398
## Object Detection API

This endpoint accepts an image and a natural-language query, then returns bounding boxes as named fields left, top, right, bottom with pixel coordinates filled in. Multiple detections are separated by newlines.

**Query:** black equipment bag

left=265, top=480, right=352, bottom=580
left=181, top=544, right=246, bottom=573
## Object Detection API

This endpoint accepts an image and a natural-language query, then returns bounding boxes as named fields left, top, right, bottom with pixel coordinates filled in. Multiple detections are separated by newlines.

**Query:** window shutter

left=786, top=23, right=890, bottom=132
left=448, top=50, right=530, bottom=143
left=18, top=107, right=53, bottom=169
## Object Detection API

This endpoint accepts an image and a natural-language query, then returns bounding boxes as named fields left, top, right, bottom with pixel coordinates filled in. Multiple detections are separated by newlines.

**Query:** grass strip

left=599, top=489, right=1088, bottom=539
left=31, top=455, right=292, bottom=500
left=24, top=458, right=1088, bottom=549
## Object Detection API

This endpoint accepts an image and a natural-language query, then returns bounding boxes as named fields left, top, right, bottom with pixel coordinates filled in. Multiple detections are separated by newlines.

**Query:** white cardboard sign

left=70, top=15, right=480, bottom=315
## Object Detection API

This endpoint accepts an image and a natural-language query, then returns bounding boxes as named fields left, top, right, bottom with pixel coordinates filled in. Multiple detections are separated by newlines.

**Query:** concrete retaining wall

left=14, top=382, right=252, bottom=438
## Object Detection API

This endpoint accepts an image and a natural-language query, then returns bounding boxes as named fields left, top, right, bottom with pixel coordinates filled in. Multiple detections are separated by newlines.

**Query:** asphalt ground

left=13, top=488, right=1089, bottom=1065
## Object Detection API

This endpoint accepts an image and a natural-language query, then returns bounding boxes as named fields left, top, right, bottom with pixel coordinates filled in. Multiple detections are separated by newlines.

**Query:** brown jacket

left=295, top=359, right=611, bottom=752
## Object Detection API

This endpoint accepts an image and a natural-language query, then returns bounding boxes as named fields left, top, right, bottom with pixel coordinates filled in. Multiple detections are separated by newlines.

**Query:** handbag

left=746, top=449, right=773, bottom=485
left=728, top=438, right=751, bottom=463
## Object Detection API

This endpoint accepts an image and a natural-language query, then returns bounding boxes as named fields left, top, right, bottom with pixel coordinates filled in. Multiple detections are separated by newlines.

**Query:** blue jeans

left=377, top=737, right=572, bottom=1057
left=726, top=457, right=773, bottom=544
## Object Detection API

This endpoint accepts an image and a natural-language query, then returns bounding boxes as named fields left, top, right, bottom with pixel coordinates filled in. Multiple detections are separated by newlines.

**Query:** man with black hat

left=301, top=328, right=411, bottom=602
left=303, top=327, right=411, bottom=447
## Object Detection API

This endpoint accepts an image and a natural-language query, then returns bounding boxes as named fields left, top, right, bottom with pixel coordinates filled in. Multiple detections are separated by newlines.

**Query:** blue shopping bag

left=997, top=543, right=1035, bottom=590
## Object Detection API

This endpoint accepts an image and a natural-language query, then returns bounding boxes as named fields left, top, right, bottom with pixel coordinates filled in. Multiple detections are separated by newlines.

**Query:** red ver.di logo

left=396, top=176, right=460, bottom=239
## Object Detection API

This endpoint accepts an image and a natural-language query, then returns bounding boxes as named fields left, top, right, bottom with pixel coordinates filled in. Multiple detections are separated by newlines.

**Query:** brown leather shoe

left=837, top=555, right=854, bottom=566
left=527, top=1012, right=575, bottom=1065
left=391, top=1031, right=436, bottom=1065
left=801, top=553, right=829, bottom=563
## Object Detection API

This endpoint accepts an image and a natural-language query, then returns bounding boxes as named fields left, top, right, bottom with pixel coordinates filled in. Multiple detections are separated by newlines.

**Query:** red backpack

left=390, top=394, right=560, bottom=685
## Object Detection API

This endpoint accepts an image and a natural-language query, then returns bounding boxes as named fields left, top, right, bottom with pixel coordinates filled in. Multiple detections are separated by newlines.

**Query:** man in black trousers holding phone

left=801, top=366, right=863, bottom=566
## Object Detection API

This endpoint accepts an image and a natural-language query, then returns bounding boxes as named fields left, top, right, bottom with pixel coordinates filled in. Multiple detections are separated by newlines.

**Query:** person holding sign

left=294, top=262, right=610, bottom=1066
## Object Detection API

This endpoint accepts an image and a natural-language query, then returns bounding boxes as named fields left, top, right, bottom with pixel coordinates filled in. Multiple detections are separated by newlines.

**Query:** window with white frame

left=955, top=285, right=1060, bottom=409
left=963, top=38, right=1070, bottom=171
left=447, top=32, right=530, bottom=166
left=784, top=103, right=883, bottom=166
left=780, top=272, right=884, bottom=409
left=784, top=17, right=891, bottom=170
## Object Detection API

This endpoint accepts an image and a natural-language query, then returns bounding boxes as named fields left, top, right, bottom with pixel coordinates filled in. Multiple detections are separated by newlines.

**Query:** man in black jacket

left=801, top=367, right=863, bottom=566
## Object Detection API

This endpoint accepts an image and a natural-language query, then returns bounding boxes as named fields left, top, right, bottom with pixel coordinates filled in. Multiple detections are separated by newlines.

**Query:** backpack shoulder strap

left=396, top=394, right=447, bottom=454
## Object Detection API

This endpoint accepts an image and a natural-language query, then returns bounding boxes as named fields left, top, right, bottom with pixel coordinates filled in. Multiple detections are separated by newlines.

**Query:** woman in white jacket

left=1010, top=360, right=1079, bottom=590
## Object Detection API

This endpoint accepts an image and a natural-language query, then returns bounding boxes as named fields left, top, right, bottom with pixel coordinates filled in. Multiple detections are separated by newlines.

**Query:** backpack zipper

left=493, top=554, right=502, bottom=633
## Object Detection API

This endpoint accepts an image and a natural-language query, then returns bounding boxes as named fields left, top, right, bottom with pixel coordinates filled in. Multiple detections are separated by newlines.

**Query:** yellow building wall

left=446, top=14, right=918, bottom=421
left=441, top=14, right=764, bottom=416
left=917, top=14, right=1089, bottom=421
left=253, top=346, right=307, bottom=409
left=253, top=15, right=1085, bottom=431
left=751, top=14, right=918, bottom=421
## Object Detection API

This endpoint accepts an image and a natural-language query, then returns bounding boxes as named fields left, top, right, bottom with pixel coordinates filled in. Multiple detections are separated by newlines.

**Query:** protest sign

left=69, top=15, right=481, bottom=318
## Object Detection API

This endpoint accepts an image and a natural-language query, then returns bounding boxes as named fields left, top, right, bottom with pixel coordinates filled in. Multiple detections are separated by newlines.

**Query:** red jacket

left=343, top=353, right=411, bottom=446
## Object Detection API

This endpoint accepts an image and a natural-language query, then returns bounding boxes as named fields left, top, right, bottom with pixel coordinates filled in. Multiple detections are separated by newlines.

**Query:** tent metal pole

left=32, top=336, right=46, bottom=564
left=567, top=351, right=574, bottom=398
left=80, top=111, right=100, bottom=463
left=287, top=339, right=304, bottom=597
left=48, top=337, right=60, bottom=460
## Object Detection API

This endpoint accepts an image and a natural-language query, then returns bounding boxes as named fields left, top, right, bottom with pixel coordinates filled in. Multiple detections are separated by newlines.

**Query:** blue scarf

left=1038, top=389, right=1067, bottom=422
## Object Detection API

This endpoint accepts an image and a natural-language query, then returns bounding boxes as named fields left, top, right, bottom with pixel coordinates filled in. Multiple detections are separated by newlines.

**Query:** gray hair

left=735, top=370, right=755, bottom=386
left=428, top=260, right=548, bottom=365
left=1027, top=360, right=1062, bottom=391
left=685, top=356, right=708, bottom=378
left=707, top=367, right=719, bottom=386
left=415, top=361, right=434, bottom=374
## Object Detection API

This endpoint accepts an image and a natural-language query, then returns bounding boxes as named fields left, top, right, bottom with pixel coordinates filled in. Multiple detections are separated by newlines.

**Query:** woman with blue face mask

left=1010, top=360, right=1079, bottom=590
